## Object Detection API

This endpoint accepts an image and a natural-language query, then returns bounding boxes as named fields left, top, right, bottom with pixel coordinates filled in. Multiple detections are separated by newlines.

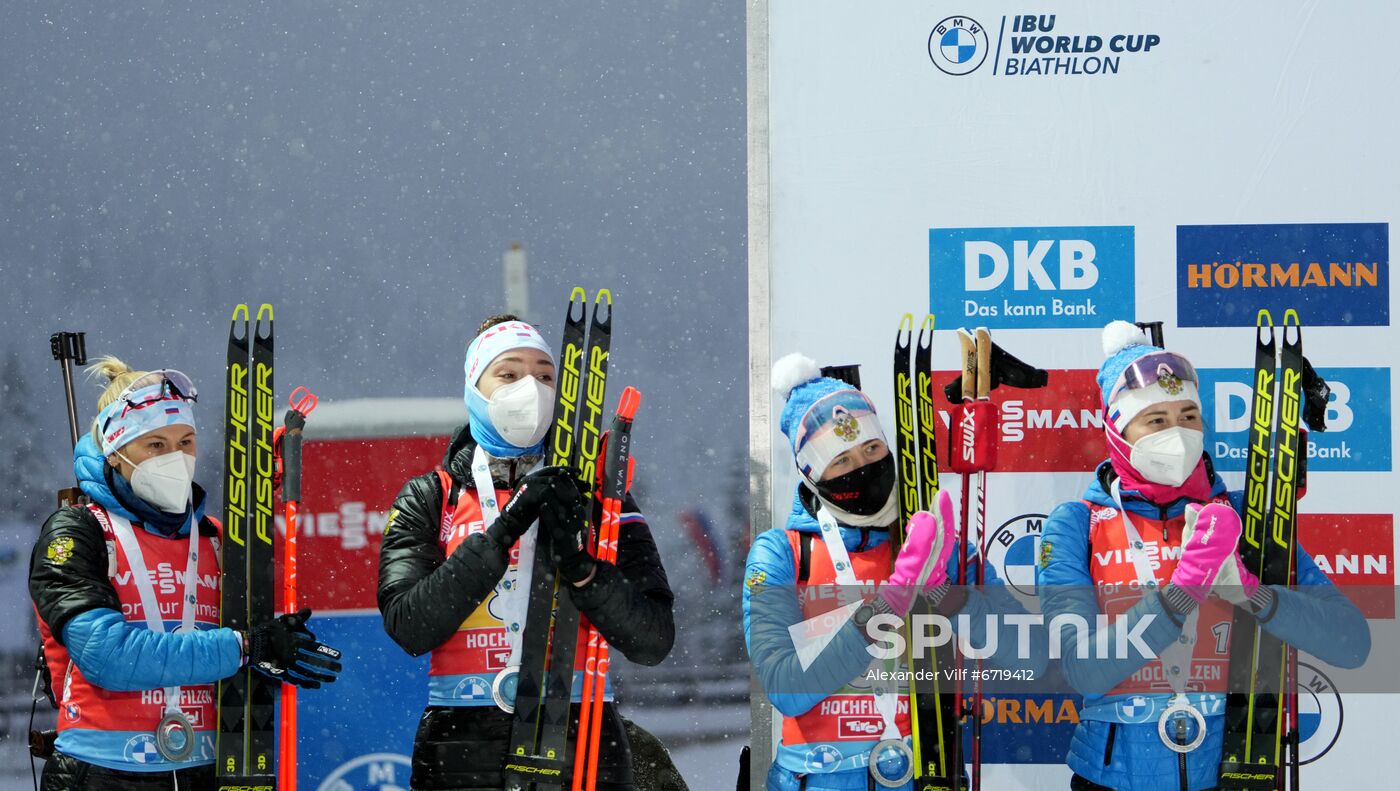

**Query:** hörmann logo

left=929, top=14, right=1162, bottom=77
left=930, top=226, right=1134, bottom=329
left=1177, top=223, right=1389, bottom=327
left=1200, top=367, right=1391, bottom=472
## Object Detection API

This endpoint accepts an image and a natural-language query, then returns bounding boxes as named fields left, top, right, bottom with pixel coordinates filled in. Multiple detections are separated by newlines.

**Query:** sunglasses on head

left=104, top=369, right=198, bottom=427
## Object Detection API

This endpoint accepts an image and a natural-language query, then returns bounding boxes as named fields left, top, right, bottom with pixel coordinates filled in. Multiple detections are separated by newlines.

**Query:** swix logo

left=930, top=226, right=1133, bottom=329
left=1177, top=222, right=1389, bottom=327
left=1299, top=514, right=1393, bottom=617
left=1200, top=367, right=1391, bottom=473
left=936, top=369, right=1104, bottom=472
left=959, top=409, right=976, bottom=463
left=837, top=716, right=884, bottom=739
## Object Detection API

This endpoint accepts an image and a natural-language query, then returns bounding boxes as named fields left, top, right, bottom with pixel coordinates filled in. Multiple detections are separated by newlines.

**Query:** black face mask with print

left=811, top=455, right=896, bottom=516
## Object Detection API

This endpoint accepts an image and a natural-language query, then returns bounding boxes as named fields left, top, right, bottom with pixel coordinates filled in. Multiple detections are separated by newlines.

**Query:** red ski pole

left=572, top=387, right=640, bottom=791
left=275, top=386, right=317, bottom=791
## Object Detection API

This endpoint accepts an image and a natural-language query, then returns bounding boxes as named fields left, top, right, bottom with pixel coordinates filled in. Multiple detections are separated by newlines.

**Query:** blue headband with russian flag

left=97, top=382, right=197, bottom=457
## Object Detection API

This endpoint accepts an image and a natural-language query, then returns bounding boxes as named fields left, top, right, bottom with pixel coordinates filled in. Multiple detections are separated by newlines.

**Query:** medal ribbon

left=815, top=507, right=901, bottom=741
left=470, top=446, right=540, bottom=668
left=105, top=512, right=199, bottom=721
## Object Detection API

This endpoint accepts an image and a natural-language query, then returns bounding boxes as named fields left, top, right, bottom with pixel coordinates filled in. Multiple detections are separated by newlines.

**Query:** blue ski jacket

left=1037, top=461, right=1370, bottom=791
left=745, top=487, right=1044, bottom=790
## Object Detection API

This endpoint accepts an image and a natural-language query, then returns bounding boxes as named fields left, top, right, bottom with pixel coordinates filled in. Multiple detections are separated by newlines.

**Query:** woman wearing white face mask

left=378, top=314, right=677, bottom=791
left=1037, top=323, right=1370, bottom=791
left=29, top=357, right=343, bottom=791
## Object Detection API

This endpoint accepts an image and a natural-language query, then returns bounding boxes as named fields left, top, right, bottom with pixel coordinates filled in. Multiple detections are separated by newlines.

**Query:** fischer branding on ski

left=504, top=289, right=612, bottom=791
left=1219, top=310, right=1307, bottom=791
left=216, top=303, right=277, bottom=791
left=893, top=314, right=961, bottom=791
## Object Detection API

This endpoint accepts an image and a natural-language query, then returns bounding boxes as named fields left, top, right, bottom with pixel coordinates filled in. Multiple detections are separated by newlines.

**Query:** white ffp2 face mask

left=487, top=376, right=555, bottom=448
left=1128, top=427, right=1204, bottom=487
left=119, top=451, right=197, bottom=513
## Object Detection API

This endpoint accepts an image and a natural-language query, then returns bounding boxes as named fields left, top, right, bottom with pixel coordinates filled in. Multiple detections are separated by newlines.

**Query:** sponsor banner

left=927, top=14, right=1164, bottom=78
left=1177, top=222, right=1390, bottom=327
left=1199, top=367, right=1391, bottom=472
left=969, top=694, right=1080, bottom=764
left=1299, top=513, right=1395, bottom=619
left=934, top=368, right=1104, bottom=472
left=294, top=434, right=447, bottom=611
left=298, top=614, right=424, bottom=788
left=930, top=227, right=1134, bottom=330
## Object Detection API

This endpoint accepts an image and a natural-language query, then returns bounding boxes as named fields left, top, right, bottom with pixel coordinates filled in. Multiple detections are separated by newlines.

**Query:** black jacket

left=377, top=423, right=675, bottom=664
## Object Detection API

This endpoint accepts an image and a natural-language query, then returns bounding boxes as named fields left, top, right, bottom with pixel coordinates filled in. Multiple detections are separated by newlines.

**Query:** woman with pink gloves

left=744, top=354, right=1039, bottom=791
left=1037, top=322, right=1370, bottom=791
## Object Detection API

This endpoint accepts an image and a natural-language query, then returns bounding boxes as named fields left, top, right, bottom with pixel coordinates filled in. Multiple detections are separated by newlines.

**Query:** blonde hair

left=87, top=355, right=149, bottom=444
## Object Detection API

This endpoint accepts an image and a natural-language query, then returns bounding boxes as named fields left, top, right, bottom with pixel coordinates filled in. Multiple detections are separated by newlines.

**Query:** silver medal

left=868, top=738, right=914, bottom=787
left=155, top=710, right=196, bottom=761
left=1157, top=695, right=1207, bottom=754
left=493, top=665, right=521, bottom=712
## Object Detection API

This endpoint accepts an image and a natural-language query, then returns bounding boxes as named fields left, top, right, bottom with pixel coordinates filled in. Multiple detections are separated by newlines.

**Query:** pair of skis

left=217, top=306, right=317, bottom=791
left=1218, top=309, right=1312, bottom=791
left=893, top=321, right=1045, bottom=791
left=504, top=289, right=639, bottom=791
left=891, top=315, right=961, bottom=791
left=218, top=304, right=278, bottom=790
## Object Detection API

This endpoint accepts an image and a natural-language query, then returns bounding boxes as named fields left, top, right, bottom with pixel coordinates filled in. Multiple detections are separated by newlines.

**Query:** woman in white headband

left=377, top=313, right=678, bottom=791
left=29, top=356, right=342, bottom=790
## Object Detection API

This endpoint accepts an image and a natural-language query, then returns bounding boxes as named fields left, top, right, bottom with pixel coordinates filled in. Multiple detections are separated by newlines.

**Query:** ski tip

left=570, top=286, right=588, bottom=302
left=256, top=303, right=274, bottom=321
left=231, top=304, right=250, bottom=321
left=897, top=313, right=914, bottom=332
left=595, top=288, right=612, bottom=306
left=920, top=313, right=935, bottom=333
left=617, top=386, right=641, bottom=419
left=1282, top=308, right=1300, bottom=326
left=1256, top=309, right=1275, bottom=327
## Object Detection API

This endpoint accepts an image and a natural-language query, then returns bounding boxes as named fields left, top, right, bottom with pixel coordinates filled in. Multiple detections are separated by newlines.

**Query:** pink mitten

left=881, top=490, right=957, bottom=615
left=1214, top=548, right=1261, bottom=606
left=1173, top=502, right=1243, bottom=604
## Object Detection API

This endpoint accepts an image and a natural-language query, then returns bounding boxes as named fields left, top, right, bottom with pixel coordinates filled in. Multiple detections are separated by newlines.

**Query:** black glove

left=484, top=465, right=577, bottom=549
left=542, top=477, right=595, bottom=584
left=245, top=608, right=343, bottom=689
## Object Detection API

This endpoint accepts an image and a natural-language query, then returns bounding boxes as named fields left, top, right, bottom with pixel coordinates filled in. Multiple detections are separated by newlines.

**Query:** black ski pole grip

left=282, top=411, right=306, bottom=503
left=820, top=363, right=862, bottom=389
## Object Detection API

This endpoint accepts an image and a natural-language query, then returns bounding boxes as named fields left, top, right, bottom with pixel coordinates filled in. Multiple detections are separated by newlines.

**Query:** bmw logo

left=1296, top=663, right=1343, bottom=764
left=316, top=752, right=413, bottom=791
left=804, top=744, right=843, bottom=774
left=985, top=514, right=1048, bottom=601
left=928, top=16, right=990, bottom=76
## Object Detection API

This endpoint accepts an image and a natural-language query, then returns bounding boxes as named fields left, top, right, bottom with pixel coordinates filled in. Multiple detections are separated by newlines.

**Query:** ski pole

left=275, top=386, right=318, bottom=791
left=573, top=387, right=640, bottom=791
left=969, top=328, right=995, bottom=791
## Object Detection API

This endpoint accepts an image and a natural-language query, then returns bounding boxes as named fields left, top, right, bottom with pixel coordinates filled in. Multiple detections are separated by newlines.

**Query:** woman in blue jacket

left=745, top=354, right=1043, bottom=791
left=1036, top=322, right=1370, bottom=791
left=29, top=358, right=342, bottom=790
